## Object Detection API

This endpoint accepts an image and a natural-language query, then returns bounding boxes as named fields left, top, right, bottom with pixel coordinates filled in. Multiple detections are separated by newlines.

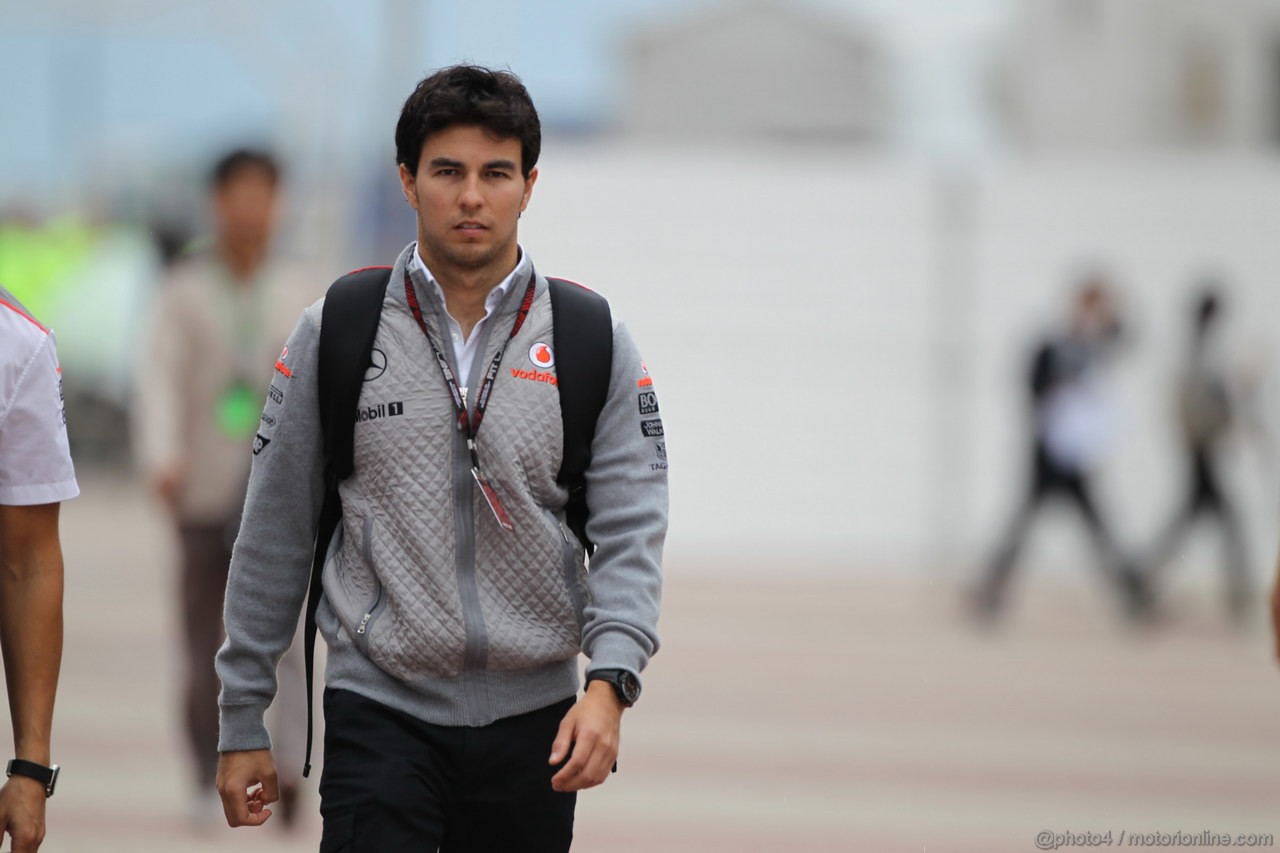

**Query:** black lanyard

left=403, top=267, right=537, bottom=471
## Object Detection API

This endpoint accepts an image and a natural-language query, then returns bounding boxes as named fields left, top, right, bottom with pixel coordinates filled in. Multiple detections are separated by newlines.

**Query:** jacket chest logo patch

left=364, top=347, right=387, bottom=382
left=274, top=344, right=293, bottom=379
left=510, top=367, right=558, bottom=387
left=355, top=401, right=405, bottom=423
left=529, top=342, right=554, bottom=369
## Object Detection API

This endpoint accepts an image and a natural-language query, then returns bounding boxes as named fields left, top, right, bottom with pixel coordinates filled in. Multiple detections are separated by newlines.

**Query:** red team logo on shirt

left=637, top=362, right=653, bottom=387
left=529, top=343, right=554, bottom=369
left=274, top=344, right=292, bottom=379
left=512, top=342, right=557, bottom=386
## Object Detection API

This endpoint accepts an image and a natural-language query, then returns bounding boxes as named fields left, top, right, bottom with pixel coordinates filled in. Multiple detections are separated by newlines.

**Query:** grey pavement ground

left=10, top=475, right=1280, bottom=852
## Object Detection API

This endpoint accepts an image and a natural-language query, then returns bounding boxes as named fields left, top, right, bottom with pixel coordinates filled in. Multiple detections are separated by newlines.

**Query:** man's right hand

left=216, top=749, right=278, bottom=828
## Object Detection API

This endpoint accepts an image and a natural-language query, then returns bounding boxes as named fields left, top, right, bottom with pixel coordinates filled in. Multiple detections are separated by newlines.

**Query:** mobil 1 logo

left=355, top=401, right=405, bottom=423
left=638, top=391, right=659, bottom=415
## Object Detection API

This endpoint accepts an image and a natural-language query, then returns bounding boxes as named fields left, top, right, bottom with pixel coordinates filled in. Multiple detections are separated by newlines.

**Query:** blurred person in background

left=0, top=286, right=78, bottom=851
left=1145, top=286, right=1250, bottom=622
left=215, top=65, right=667, bottom=851
left=133, top=149, right=312, bottom=828
left=974, top=276, right=1149, bottom=621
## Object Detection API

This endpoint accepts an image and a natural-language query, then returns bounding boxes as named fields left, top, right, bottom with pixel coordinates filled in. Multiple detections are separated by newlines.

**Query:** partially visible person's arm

left=0, top=503, right=64, bottom=852
left=133, top=281, right=188, bottom=512
left=0, top=314, right=76, bottom=852
left=1271, top=555, right=1280, bottom=662
left=0, top=503, right=63, bottom=759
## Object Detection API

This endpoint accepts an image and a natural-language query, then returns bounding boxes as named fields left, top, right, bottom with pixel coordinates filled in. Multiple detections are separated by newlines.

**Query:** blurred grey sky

left=0, top=0, right=1009, bottom=199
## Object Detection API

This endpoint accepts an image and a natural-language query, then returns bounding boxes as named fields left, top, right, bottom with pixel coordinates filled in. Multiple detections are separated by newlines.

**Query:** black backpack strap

left=548, top=278, right=613, bottom=555
left=302, top=265, right=391, bottom=777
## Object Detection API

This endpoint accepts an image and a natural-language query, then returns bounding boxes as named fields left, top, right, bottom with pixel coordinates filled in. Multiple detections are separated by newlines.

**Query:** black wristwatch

left=6, top=759, right=59, bottom=798
left=586, top=669, right=640, bottom=707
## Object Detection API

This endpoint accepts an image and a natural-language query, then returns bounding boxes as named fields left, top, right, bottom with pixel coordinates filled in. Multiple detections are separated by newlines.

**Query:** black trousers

left=319, top=688, right=577, bottom=852
left=1147, top=446, right=1250, bottom=615
left=979, top=444, right=1143, bottom=612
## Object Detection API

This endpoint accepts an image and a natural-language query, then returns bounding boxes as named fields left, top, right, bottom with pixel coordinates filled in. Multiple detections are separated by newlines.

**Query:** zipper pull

left=356, top=612, right=372, bottom=635
left=460, top=385, right=469, bottom=410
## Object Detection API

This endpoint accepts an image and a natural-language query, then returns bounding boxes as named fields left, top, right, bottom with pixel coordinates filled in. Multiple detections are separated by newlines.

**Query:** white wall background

left=520, top=143, right=1280, bottom=588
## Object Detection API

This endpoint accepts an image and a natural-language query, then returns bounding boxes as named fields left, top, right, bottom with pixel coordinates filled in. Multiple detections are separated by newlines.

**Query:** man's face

left=399, top=124, right=537, bottom=275
left=213, top=168, right=278, bottom=247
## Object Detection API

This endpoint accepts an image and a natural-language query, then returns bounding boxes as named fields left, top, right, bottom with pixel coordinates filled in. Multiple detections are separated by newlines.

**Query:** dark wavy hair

left=395, top=65, right=541, bottom=178
left=209, top=148, right=280, bottom=189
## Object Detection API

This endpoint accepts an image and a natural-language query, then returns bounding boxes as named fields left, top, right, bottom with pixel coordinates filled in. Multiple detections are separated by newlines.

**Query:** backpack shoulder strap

left=319, top=266, right=395, bottom=481
left=548, top=278, right=613, bottom=554
left=302, top=264, right=391, bottom=778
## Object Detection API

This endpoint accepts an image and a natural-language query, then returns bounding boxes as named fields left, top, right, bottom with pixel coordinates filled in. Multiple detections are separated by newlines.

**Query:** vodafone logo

left=529, top=342, right=555, bottom=369
left=511, top=368, right=558, bottom=387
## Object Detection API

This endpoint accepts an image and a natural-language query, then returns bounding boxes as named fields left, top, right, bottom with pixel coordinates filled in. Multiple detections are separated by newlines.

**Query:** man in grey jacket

left=214, top=65, right=667, bottom=851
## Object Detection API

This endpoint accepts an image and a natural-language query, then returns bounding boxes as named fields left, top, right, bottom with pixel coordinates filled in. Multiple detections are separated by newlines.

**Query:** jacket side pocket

left=352, top=516, right=387, bottom=656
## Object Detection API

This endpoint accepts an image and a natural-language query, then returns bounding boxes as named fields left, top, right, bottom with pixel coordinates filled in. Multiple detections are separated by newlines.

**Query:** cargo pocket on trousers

left=319, top=810, right=356, bottom=853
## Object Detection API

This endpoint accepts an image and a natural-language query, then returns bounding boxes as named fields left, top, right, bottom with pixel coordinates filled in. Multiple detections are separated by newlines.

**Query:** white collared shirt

left=410, top=246, right=531, bottom=387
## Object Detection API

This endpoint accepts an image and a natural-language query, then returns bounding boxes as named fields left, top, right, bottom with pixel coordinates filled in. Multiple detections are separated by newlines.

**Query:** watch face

left=619, top=671, right=640, bottom=703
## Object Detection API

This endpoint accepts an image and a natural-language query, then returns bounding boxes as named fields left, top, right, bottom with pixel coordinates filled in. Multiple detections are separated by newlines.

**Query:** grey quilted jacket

left=216, top=244, right=667, bottom=750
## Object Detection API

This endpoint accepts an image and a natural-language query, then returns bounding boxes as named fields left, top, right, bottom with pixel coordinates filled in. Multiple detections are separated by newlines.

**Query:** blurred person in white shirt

left=975, top=277, right=1149, bottom=622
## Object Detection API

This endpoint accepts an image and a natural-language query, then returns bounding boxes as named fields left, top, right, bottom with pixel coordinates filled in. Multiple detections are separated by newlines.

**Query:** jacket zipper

left=450, top=308, right=493, bottom=701
left=355, top=517, right=383, bottom=637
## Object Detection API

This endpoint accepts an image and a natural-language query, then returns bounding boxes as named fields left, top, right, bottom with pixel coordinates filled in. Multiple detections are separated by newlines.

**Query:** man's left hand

left=548, top=681, right=624, bottom=792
